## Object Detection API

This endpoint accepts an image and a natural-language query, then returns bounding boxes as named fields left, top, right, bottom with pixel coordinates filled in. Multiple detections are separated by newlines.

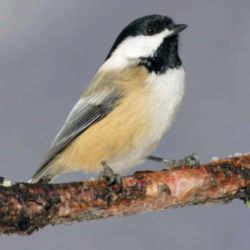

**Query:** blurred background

left=1, top=0, right=250, bottom=249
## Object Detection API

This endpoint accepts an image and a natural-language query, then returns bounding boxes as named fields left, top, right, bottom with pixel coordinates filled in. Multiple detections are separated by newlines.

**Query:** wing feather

left=31, top=89, right=121, bottom=182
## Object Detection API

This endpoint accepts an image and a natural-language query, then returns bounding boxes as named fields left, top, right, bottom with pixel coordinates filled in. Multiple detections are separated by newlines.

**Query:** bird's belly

left=57, top=88, right=152, bottom=173
left=57, top=67, right=185, bottom=174
left=109, top=68, right=185, bottom=172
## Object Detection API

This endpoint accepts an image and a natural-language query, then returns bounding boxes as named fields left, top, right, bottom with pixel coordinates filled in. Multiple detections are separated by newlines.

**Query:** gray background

left=1, top=0, right=250, bottom=249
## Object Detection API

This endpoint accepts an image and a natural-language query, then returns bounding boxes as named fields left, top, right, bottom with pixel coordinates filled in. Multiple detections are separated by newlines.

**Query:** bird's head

left=102, top=15, right=187, bottom=74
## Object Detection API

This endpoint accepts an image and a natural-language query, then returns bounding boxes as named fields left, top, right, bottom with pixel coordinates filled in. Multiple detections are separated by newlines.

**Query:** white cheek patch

left=119, top=28, right=173, bottom=59
left=101, top=28, right=174, bottom=71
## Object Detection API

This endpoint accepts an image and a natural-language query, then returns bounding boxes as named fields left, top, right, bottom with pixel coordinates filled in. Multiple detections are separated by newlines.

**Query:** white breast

left=109, top=67, right=185, bottom=173
left=146, top=66, right=185, bottom=147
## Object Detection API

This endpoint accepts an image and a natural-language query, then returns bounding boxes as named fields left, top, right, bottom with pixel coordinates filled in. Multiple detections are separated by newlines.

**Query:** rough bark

left=0, top=154, right=250, bottom=235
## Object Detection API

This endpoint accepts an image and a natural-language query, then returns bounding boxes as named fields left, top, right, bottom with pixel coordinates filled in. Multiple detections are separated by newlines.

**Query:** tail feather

left=29, top=165, right=54, bottom=183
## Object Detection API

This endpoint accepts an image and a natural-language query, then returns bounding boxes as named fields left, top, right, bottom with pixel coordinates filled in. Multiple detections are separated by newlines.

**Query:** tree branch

left=1, top=153, right=250, bottom=235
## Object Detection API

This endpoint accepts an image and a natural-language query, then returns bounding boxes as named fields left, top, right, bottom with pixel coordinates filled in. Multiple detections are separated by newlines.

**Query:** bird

left=30, top=14, right=188, bottom=183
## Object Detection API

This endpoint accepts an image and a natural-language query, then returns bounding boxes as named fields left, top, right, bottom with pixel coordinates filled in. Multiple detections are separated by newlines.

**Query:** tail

left=29, top=164, right=54, bottom=184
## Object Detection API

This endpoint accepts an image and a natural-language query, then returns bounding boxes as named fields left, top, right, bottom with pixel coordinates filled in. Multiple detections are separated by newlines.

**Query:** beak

left=171, top=24, right=188, bottom=35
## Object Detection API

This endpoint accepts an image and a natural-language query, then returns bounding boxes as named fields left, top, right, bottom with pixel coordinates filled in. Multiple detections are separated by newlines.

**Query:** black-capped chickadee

left=30, top=14, right=187, bottom=183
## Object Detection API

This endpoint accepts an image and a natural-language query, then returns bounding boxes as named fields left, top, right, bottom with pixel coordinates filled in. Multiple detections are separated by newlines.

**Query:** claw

left=147, top=154, right=200, bottom=169
left=183, top=153, right=200, bottom=167
left=99, top=162, right=121, bottom=185
left=167, top=153, right=200, bottom=168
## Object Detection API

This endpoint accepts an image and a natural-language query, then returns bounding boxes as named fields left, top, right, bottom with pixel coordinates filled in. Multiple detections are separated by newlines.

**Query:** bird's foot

left=165, top=153, right=200, bottom=168
left=99, top=162, right=121, bottom=185
left=148, top=153, right=200, bottom=169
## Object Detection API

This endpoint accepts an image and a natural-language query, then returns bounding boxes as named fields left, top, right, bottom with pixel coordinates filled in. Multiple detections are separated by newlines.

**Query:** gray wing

left=31, top=90, right=121, bottom=182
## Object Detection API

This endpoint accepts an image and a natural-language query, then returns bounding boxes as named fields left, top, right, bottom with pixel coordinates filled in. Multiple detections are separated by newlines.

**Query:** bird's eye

left=145, top=25, right=155, bottom=36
